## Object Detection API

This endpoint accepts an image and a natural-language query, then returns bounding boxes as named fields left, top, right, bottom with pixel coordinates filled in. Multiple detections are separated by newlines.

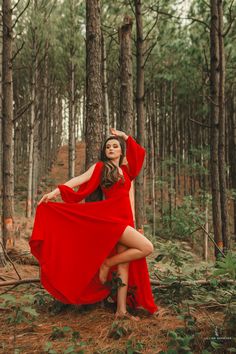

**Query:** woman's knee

left=142, top=241, right=154, bottom=256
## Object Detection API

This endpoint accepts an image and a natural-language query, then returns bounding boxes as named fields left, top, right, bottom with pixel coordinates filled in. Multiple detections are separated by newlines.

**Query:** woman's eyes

left=106, top=145, right=119, bottom=148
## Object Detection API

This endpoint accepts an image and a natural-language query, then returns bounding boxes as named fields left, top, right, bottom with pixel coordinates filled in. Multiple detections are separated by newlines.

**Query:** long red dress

left=29, top=136, right=158, bottom=314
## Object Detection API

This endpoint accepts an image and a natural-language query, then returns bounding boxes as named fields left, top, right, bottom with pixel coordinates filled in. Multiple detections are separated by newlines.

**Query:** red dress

left=29, top=136, right=158, bottom=314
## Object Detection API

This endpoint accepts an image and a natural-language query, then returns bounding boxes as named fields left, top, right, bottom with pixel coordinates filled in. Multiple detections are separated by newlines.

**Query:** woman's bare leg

left=116, top=243, right=129, bottom=314
left=115, top=243, right=140, bottom=321
left=99, top=226, right=153, bottom=284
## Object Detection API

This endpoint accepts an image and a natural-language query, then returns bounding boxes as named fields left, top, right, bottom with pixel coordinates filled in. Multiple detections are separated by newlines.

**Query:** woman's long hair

left=100, top=136, right=126, bottom=188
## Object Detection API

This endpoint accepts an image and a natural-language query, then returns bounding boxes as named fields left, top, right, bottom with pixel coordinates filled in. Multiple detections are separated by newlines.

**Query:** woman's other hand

left=38, top=189, right=59, bottom=205
left=110, top=127, right=128, bottom=140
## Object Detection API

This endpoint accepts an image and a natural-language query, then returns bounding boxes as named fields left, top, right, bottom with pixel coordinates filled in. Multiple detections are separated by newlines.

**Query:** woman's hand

left=38, top=189, right=59, bottom=205
left=110, top=127, right=128, bottom=140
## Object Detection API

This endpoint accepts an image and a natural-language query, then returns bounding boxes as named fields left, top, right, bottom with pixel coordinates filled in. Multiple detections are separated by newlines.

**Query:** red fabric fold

left=125, top=136, right=146, bottom=180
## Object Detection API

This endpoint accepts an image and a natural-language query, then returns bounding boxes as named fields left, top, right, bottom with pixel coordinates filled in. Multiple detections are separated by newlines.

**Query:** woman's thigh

left=118, top=226, right=154, bottom=253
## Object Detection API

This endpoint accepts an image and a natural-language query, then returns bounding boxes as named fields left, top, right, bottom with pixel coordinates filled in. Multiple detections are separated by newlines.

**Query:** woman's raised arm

left=37, top=164, right=96, bottom=205
left=109, top=127, right=146, bottom=180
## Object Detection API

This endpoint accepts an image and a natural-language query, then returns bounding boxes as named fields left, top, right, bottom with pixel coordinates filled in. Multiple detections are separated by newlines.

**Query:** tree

left=1, top=0, right=14, bottom=262
left=119, top=15, right=133, bottom=134
left=85, top=0, right=103, bottom=201
left=134, top=0, right=145, bottom=231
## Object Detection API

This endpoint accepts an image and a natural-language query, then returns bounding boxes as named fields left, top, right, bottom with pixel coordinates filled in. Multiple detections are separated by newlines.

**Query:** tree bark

left=1, top=0, right=14, bottom=259
left=0, top=5, right=4, bottom=265
left=85, top=0, right=103, bottom=201
left=210, top=0, right=223, bottom=257
left=68, top=0, right=76, bottom=180
left=101, top=34, right=109, bottom=138
left=119, top=15, right=133, bottom=135
left=134, top=0, right=145, bottom=231
left=229, top=91, right=236, bottom=242
left=26, top=31, right=37, bottom=218
left=68, top=57, right=76, bottom=179
left=217, top=0, right=229, bottom=252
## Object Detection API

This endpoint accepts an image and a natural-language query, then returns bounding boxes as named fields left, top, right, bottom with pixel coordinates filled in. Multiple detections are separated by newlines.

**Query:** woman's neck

left=110, top=158, right=120, bottom=167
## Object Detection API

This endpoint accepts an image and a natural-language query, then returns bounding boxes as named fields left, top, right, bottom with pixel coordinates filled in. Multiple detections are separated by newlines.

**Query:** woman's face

left=105, top=139, right=122, bottom=160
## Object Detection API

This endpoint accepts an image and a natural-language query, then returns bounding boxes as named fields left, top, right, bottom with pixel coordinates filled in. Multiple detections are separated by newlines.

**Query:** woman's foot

left=114, top=310, right=140, bottom=322
left=99, top=260, right=110, bottom=284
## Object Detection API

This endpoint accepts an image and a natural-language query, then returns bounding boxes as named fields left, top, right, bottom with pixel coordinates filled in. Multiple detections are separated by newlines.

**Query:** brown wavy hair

left=100, top=136, right=126, bottom=188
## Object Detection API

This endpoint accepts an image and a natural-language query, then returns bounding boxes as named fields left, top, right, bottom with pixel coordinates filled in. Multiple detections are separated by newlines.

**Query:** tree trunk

left=68, top=0, right=76, bottom=180
left=209, top=0, right=223, bottom=257
left=1, top=0, right=14, bottom=259
left=229, top=91, right=236, bottom=242
left=217, top=0, right=229, bottom=252
left=134, top=0, right=145, bottom=231
left=68, top=58, right=76, bottom=179
left=85, top=0, right=103, bottom=201
left=26, top=34, right=37, bottom=218
left=0, top=5, right=4, bottom=264
left=119, top=15, right=133, bottom=135
left=101, top=34, right=109, bottom=138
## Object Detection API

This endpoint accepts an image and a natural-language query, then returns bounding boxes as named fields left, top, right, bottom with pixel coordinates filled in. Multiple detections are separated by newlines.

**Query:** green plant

left=33, top=290, right=53, bottom=308
left=105, top=271, right=126, bottom=297
left=108, top=321, right=132, bottom=340
left=214, top=253, right=236, bottom=280
left=159, top=309, right=199, bottom=354
left=45, top=326, right=86, bottom=353
left=49, top=326, right=72, bottom=340
left=161, top=196, right=205, bottom=240
left=160, top=329, right=195, bottom=354
left=0, top=293, right=39, bottom=351
left=125, top=338, right=144, bottom=354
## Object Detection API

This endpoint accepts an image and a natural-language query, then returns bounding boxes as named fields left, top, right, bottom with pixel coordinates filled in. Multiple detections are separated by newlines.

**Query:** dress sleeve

left=123, top=135, right=146, bottom=181
left=57, top=161, right=103, bottom=203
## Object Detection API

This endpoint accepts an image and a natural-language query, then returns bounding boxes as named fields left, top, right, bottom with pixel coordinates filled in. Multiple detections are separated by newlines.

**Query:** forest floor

left=0, top=143, right=234, bottom=353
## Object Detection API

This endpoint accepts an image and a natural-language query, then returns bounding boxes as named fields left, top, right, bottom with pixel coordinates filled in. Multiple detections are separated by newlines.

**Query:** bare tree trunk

left=159, top=82, right=165, bottom=217
left=218, top=0, right=229, bottom=252
left=68, top=0, right=76, bottom=180
left=134, top=0, right=145, bottom=231
left=204, top=199, right=209, bottom=261
left=85, top=0, right=103, bottom=201
left=149, top=109, right=155, bottom=236
left=229, top=91, right=236, bottom=242
left=101, top=34, right=109, bottom=138
left=26, top=36, right=37, bottom=218
left=210, top=0, right=223, bottom=257
left=0, top=10, right=2, bottom=195
left=0, top=6, right=4, bottom=265
left=119, top=15, right=133, bottom=135
left=68, top=58, right=76, bottom=179
left=41, top=40, right=49, bottom=177
left=2, top=0, right=14, bottom=258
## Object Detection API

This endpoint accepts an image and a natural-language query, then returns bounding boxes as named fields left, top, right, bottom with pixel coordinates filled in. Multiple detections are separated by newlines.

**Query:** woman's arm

left=60, top=164, right=96, bottom=189
left=110, top=127, right=146, bottom=180
left=38, top=164, right=96, bottom=205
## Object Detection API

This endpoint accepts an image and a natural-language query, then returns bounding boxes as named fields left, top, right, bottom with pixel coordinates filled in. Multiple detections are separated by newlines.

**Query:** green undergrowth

left=148, top=236, right=236, bottom=353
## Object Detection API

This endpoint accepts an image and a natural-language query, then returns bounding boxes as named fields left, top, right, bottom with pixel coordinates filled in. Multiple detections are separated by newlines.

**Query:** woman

left=29, top=127, right=158, bottom=321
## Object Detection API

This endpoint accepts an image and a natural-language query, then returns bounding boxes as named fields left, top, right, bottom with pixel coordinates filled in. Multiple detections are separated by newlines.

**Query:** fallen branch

left=0, top=242, right=22, bottom=279
left=0, top=278, right=40, bottom=287
left=150, top=279, right=235, bottom=288
left=0, top=277, right=235, bottom=288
